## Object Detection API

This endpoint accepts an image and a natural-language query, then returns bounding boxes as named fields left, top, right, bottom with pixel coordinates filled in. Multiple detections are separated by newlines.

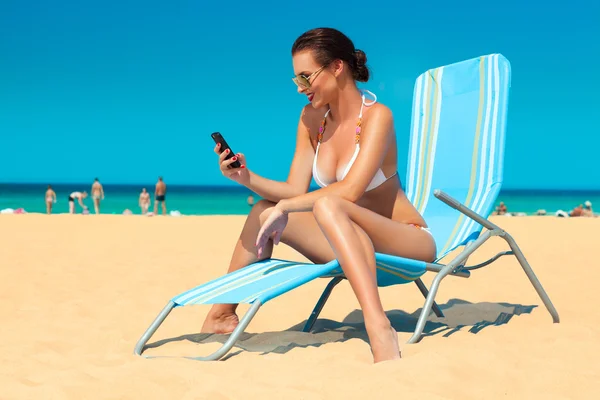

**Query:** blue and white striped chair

left=135, top=54, right=559, bottom=361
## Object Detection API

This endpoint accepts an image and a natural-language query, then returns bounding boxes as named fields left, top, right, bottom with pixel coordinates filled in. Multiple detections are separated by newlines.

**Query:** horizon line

left=1, top=182, right=600, bottom=194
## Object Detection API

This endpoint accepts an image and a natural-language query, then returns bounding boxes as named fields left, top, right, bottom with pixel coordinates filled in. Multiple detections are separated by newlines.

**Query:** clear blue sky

left=1, top=0, right=598, bottom=190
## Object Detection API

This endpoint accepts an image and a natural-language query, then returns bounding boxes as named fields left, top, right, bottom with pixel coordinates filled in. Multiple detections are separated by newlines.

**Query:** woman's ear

left=331, top=59, right=344, bottom=78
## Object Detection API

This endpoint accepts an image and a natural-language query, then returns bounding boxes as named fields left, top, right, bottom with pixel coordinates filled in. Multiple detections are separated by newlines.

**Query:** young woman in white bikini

left=202, top=27, right=436, bottom=363
left=45, top=185, right=57, bottom=214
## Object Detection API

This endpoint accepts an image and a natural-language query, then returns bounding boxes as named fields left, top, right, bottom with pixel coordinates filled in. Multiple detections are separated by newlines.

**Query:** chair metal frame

left=134, top=190, right=560, bottom=361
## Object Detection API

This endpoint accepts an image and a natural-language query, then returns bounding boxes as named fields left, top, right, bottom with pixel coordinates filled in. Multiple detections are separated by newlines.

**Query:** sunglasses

left=292, top=65, right=326, bottom=89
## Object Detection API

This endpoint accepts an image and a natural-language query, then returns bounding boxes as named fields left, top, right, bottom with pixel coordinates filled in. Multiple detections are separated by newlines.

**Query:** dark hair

left=291, top=27, right=370, bottom=82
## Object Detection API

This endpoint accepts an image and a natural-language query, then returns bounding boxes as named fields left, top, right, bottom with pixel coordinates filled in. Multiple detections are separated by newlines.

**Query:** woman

left=91, top=178, right=105, bottom=214
left=139, top=188, right=151, bottom=215
left=202, top=28, right=436, bottom=363
left=45, top=185, right=57, bottom=214
left=68, top=191, right=88, bottom=214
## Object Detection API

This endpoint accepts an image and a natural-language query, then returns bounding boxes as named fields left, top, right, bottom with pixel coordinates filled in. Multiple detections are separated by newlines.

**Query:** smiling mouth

left=308, top=93, right=314, bottom=102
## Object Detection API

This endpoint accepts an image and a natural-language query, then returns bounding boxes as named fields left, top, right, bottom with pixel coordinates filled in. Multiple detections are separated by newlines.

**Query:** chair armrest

left=433, top=189, right=502, bottom=232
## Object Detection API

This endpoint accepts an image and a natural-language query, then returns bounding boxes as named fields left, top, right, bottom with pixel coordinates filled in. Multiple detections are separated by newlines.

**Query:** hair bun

left=354, top=49, right=367, bottom=65
left=353, top=49, right=369, bottom=82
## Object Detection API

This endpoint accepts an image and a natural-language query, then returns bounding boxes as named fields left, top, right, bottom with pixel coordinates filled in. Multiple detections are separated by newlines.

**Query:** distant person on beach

left=494, top=202, right=508, bottom=215
left=91, top=178, right=105, bottom=214
left=582, top=201, right=595, bottom=217
left=139, top=188, right=151, bottom=214
left=45, top=185, right=57, bottom=214
left=247, top=195, right=255, bottom=206
left=68, top=191, right=88, bottom=214
left=154, top=177, right=167, bottom=215
left=569, top=204, right=584, bottom=217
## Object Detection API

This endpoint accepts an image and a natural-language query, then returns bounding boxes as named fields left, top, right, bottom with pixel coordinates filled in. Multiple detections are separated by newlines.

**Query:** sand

left=1, top=214, right=598, bottom=399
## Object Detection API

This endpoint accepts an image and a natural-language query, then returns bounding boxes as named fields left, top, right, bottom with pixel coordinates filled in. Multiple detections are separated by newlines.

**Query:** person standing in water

left=68, top=191, right=88, bottom=214
left=139, top=188, right=151, bottom=215
left=154, top=177, right=167, bottom=215
left=45, top=185, right=57, bottom=214
left=91, top=178, right=105, bottom=214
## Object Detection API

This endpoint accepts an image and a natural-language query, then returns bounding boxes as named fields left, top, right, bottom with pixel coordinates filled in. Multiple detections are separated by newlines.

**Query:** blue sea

left=0, top=183, right=598, bottom=216
left=0, top=184, right=256, bottom=215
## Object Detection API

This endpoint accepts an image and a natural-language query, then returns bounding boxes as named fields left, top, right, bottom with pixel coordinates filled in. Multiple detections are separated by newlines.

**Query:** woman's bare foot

left=200, top=312, right=239, bottom=334
left=368, top=323, right=401, bottom=363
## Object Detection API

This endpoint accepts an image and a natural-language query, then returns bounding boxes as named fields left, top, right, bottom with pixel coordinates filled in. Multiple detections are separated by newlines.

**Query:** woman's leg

left=201, top=199, right=337, bottom=334
left=312, top=195, right=436, bottom=363
left=69, top=201, right=74, bottom=214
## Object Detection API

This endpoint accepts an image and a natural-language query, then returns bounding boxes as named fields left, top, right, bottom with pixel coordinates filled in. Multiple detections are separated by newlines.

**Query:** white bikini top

left=312, top=90, right=397, bottom=191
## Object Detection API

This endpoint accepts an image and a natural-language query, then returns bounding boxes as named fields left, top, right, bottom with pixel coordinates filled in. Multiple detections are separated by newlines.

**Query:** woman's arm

left=242, top=107, right=316, bottom=203
left=276, top=105, right=395, bottom=213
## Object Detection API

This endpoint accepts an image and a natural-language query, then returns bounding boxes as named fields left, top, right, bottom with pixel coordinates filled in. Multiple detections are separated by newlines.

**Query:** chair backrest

left=404, top=54, right=511, bottom=260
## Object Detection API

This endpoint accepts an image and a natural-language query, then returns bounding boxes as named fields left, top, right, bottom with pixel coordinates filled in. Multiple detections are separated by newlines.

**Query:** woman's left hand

left=255, top=206, right=289, bottom=258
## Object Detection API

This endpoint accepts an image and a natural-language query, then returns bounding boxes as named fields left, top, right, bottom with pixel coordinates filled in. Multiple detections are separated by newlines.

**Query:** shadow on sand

left=143, top=299, right=536, bottom=360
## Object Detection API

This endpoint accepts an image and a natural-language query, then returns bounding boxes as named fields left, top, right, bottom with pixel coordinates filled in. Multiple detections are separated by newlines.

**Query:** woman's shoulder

left=366, top=102, right=393, bottom=120
left=363, top=102, right=395, bottom=139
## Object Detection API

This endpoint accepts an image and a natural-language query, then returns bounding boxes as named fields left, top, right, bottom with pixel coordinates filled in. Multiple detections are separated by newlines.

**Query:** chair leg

left=414, top=278, right=444, bottom=318
left=302, top=277, right=343, bottom=333
left=135, top=300, right=263, bottom=361
left=134, top=301, right=176, bottom=356
left=407, top=230, right=494, bottom=344
left=502, top=233, right=560, bottom=323
left=407, top=271, right=446, bottom=344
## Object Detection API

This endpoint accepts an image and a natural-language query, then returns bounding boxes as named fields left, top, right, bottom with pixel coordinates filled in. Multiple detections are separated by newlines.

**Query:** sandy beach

left=1, top=214, right=598, bottom=399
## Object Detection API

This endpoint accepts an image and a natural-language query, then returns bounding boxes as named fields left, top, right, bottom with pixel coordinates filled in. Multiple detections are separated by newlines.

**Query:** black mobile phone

left=211, top=132, right=241, bottom=169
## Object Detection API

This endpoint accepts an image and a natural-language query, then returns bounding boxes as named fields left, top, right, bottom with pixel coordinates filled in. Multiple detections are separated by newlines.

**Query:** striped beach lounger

left=134, top=54, right=560, bottom=361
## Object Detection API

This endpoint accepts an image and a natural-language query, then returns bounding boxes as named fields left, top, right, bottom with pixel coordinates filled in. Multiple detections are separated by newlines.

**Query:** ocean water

left=0, top=184, right=256, bottom=215
left=491, top=190, right=600, bottom=215
left=0, top=184, right=598, bottom=216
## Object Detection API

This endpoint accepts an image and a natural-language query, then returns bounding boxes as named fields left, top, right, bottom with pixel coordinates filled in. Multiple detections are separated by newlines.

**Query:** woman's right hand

left=215, top=143, right=249, bottom=184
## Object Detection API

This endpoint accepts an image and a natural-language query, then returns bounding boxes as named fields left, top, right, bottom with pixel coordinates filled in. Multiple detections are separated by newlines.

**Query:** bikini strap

left=358, top=89, right=378, bottom=118
left=317, top=109, right=330, bottom=143
left=318, top=90, right=377, bottom=144
left=356, top=90, right=377, bottom=144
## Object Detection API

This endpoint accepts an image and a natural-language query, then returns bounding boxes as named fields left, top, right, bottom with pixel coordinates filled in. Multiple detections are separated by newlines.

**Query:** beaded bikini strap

left=317, top=110, right=329, bottom=143
left=317, top=90, right=376, bottom=144
left=317, top=110, right=362, bottom=144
